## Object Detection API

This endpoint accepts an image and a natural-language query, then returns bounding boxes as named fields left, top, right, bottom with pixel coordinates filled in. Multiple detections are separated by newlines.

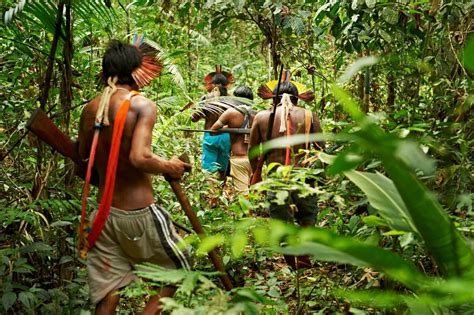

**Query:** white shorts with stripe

left=87, top=204, right=192, bottom=304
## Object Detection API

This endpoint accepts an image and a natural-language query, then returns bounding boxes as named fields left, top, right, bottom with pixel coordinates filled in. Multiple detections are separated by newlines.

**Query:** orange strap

left=78, top=129, right=100, bottom=253
left=79, top=91, right=139, bottom=254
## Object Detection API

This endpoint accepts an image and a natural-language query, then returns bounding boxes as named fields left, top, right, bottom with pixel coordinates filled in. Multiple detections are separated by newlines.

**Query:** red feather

left=131, top=40, right=163, bottom=88
left=257, top=84, right=274, bottom=99
left=225, top=72, right=235, bottom=86
left=204, top=65, right=234, bottom=91
left=297, top=90, right=315, bottom=102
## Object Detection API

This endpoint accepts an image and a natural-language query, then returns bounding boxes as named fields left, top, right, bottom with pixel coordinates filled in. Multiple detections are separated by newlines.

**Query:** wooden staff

left=166, top=155, right=234, bottom=291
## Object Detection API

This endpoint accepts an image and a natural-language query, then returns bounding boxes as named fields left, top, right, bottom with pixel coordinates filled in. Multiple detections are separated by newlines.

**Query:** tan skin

left=209, top=108, right=251, bottom=156
left=78, top=83, right=191, bottom=315
left=249, top=104, right=324, bottom=172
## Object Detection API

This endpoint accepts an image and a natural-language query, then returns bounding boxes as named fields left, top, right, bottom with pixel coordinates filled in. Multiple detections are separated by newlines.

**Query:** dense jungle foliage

left=1, top=0, right=473, bottom=314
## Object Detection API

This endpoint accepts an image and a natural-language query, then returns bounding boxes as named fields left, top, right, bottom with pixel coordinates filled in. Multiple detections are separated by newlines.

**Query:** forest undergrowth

left=1, top=0, right=473, bottom=314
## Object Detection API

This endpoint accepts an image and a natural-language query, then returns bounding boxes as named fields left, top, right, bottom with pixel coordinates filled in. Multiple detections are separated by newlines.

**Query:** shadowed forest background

left=0, top=0, right=473, bottom=314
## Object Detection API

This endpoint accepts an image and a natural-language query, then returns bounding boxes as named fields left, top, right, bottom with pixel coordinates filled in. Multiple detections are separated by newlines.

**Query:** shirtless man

left=78, top=40, right=192, bottom=315
left=249, top=81, right=324, bottom=268
left=210, top=86, right=254, bottom=194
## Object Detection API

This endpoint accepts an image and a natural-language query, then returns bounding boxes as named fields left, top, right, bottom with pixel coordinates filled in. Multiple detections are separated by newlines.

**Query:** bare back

left=249, top=106, right=323, bottom=168
left=78, top=90, right=155, bottom=209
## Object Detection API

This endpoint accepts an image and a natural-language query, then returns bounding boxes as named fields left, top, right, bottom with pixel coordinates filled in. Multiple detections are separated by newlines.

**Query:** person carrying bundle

left=191, top=65, right=234, bottom=181
left=210, top=86, right=255, bottom=195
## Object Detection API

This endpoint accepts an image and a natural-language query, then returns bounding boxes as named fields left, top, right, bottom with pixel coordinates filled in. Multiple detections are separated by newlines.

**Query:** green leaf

left=232, top=288, right=276, bottom=305
left=365, top=0, right=376, bottom=9
left=332, top=87, right=474, bottom=277
left=135, top=263, right=219, bottom=285
left=338, top=56, right=378, bottom=85
left=50, top=220, right=72, bottom=227
left=363, top=215, right=388, bottom=228
left=381, top=6, right=398, bottom=25
left=18, top=291, right=35, bottom=309
left=275, top=227, right=429, bottom=290
left=231, top=231, right=248, bottom=258
left=196, top=234, right=224, bottom=256
left=179, top=273, right=199, bottom=295
left=344, top=171, right=416, bottom=232
left=20, top=242, right=52, bottom=254
left=321, top=152, right=416, bottom=232
left=2, top=292, right=16, bottom=311
left=461, top=36, right=474, bottom=71
left=380, top=152, right=474, bottom=277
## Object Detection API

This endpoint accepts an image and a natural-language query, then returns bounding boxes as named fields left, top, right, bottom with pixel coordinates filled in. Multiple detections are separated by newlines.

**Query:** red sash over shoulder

left=79, top=90, right=139, bottom=258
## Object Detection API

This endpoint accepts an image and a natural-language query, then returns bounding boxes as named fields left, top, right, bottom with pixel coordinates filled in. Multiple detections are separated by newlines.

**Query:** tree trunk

left=358, top=73, right=364, bottom=105
left=32, top=2, right=64, bottom=199
left=38, top=3, right=64, bottom=110
left=363, top=68, right=370, bottom=113
left=61, top=2, right=73, bottom=135
left=387, top=73, right=395, bottom=108
left=61, top=2, right=75, bottom=188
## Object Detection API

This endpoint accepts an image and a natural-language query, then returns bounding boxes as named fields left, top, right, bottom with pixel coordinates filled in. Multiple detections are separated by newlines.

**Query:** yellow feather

left=265, top=80, right=309, bottom=94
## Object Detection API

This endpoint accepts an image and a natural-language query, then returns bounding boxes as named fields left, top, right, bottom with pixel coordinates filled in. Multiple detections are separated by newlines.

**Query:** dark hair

left=233, top=86, right=254, bottom=100
left=216, top=85, right=228, bottom=96
left=273, top=81, right=298, bottom=104
left=102, top=40, right=142, bottom=85
left=211, top=73, right=229, bottom=86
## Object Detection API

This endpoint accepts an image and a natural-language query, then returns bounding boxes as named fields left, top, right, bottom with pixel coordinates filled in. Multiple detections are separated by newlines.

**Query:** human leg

left=266, top=191, right=299, bottom=268
left=142, top=286, right=176, bottom=315
left=293, top=192, right=318, bottom=269
left=95, top=291, right=120, bottom=315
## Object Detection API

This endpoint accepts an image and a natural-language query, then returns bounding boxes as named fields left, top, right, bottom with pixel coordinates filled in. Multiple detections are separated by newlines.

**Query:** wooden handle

left=167, top=158, right=234, bottom=291
left=26, top=108, right=81, bottom=165
left=250, top=157, right=264, bottom=185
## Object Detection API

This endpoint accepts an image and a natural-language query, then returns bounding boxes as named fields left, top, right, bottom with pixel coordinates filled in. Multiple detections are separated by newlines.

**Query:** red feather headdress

left=203, top=65, right=234, bottom=92
left=257, top=69, right=314, bottom=102
left=130, top=34, right=163, bottom=88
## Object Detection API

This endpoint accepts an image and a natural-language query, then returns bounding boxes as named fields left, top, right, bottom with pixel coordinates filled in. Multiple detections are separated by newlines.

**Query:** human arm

left=248, top=112, right=264, bottom=172
left=129, top=97, right=191, bottom=179
left=210, top=109, right=231, bottom=131
left=75, top=105, right=100, bottom=185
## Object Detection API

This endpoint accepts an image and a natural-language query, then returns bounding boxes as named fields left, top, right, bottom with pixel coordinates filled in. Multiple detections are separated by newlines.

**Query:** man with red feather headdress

left=77, top=38, right=192, bottom=314
left=249, top=73, right=325, bottom=270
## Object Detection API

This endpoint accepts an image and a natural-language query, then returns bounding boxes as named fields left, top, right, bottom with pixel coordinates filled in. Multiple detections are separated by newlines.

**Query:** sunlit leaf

left=275, top=227, right=429, bottom=290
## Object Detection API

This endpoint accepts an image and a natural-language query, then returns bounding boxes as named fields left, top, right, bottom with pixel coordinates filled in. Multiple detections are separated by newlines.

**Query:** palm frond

left=3, top=0, right=27, bottom=25
left=4, top=0, right=116, bottom=33
left=144, top=39, right=187, bottom=94
left=192, top=96, right=254, bottom=117
left=188, top=28, right=210, bottom=46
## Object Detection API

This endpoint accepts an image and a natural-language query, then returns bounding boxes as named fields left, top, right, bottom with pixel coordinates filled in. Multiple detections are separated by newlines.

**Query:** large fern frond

left=3, top=0, right=116, bottom=32
left=143, top=39, right=188, bottom=94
